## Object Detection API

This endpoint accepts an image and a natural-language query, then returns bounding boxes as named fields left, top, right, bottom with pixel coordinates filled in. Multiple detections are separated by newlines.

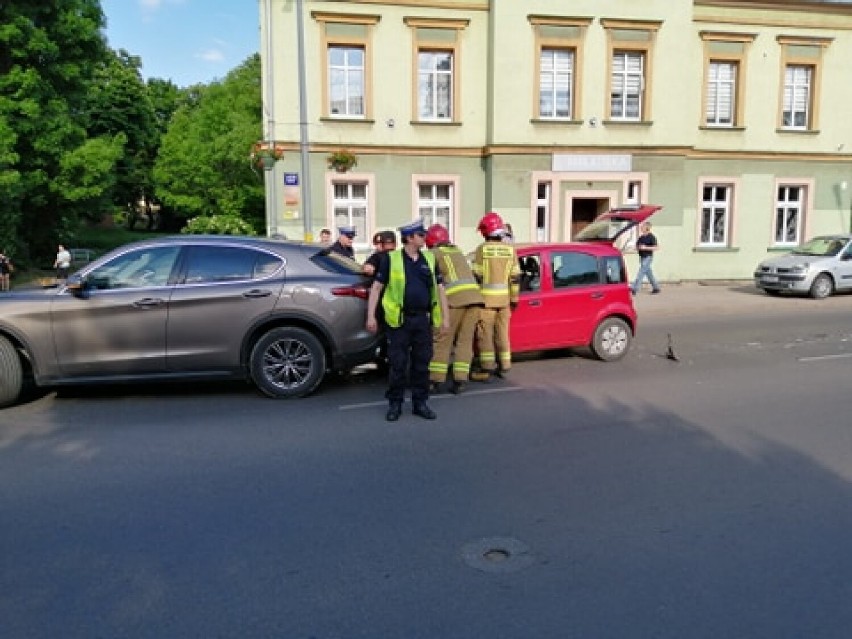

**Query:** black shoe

left=412, top=403, right=437, bottom=420
left=386, top=403, right=402, bottom=422
left=651, top=289, right=661, bottom=295
left=450, top=380, right=466, bottom=395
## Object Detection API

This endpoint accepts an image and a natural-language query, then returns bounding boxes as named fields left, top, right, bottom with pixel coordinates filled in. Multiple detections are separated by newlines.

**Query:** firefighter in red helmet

left=425, top=223, right=484, bottom=394
left=470, top=212, right=520, bottom=382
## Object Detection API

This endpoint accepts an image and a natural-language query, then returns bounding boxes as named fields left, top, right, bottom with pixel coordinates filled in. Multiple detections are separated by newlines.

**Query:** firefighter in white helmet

left=470, top=212, right=520, bottom=382
left=424, top=223, right=484, bottom=394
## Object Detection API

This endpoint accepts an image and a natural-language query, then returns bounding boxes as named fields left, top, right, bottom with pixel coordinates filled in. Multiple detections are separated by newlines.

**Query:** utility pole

left=296, top=0, right=313, bottom=241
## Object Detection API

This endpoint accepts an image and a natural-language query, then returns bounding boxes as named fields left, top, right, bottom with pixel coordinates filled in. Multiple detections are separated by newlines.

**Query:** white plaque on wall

left=552, top=154, right=632, bottom=173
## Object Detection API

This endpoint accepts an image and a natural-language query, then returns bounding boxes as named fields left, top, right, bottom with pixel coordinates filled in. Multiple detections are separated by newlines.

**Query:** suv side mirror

left=65, top=274, right=89, bottom=298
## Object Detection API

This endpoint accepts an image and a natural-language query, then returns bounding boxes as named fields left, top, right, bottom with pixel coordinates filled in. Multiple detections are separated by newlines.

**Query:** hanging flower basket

left=251, top=143, right=284, bottom=170
left=327, top=149, right=358, bottom=173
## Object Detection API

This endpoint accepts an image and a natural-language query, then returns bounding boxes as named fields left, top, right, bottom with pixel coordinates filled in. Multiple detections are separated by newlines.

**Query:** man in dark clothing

left=366, top=219, right=448, bottom=422
left=363, top=230, right=397, bottom=278
left=328, top=226, right=357, bottom=259
left=631, top=221, right=661, bottom=295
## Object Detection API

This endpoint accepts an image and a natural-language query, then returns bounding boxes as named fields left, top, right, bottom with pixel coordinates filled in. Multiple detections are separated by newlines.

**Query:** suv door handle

left=590, top=292, right=604, bottom=299
left=243, top=289, right=272, bottom=298
left=134, top=298, right=165, bottom=308
left=528, top=299, right=542, bottom=307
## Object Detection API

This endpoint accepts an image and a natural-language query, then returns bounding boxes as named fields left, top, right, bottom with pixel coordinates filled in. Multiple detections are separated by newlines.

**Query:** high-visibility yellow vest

left=431, top=244, right=484, bottom=308
left=382, top=249, right=442, bottom=328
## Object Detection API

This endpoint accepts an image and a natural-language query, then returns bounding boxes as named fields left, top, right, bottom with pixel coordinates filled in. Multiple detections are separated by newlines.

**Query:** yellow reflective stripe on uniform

left=445, top=280, right=480, bottom=296
left=429, top=362, right=448, bottom=374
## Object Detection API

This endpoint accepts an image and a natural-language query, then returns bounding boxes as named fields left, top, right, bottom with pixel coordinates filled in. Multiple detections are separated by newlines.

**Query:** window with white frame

left=417, top=183, right=452, bottom=229
left=700, top=184, right=732, bottom=246
left=775, top=185, right=805, bottom=245
left=332, top=182, right=369, bottom=243
left=328, top=45, right=365, bottom=117
left=699, top=32, right=754, bottom=129
left=611, top=51, right=644, bottom=120
left=313, top=12, right=379, bottom=120
left=536, top=182, right=551, bottom=242
left=418, top=51, right=453, bottom=120
left=539, top=49, right=574, bottom=119
left=782, top=64, right=812, bottom=129
left=706, top=61, right=736, bottom=127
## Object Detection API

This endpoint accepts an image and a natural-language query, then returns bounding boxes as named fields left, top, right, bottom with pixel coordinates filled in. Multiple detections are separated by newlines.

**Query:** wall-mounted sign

left=284, top=173, right=299, bottom=186
left=552, top=154, right=632, bottom=173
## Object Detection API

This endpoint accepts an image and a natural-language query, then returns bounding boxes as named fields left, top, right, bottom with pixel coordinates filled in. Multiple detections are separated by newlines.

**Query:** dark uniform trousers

left=385, top=312, right=433, bottom=405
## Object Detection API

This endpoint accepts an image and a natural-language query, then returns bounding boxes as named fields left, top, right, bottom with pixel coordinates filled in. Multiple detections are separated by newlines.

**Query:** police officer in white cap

left=366, top=218, right=449, bottom=421
left=329, top=225, right=357, bottom=259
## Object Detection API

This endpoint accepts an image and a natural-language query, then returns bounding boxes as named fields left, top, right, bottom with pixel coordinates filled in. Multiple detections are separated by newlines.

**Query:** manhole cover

left=461, top=537, right=535, bottom=573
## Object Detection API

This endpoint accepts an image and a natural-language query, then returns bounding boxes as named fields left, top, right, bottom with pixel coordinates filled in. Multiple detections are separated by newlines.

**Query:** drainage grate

left=461, top=537, right=535, bottom=573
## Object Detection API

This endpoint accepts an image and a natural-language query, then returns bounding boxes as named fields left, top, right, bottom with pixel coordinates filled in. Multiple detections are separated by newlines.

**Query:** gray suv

left=0, top=236, right=380, bottom=407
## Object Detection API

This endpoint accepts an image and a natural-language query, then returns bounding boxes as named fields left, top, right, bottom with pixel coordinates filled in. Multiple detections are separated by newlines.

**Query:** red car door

left=511, top=248, right=610, bottom=352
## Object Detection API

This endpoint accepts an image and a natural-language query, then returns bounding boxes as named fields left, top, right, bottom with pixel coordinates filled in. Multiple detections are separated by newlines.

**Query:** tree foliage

left=0, top=0, right=114, bottom=260
left=84, top=49, right=159, bottom=220
left=154, top=54, right=265, bottom=232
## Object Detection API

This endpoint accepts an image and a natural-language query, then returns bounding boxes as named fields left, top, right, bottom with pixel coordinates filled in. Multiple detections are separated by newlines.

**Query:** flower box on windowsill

left=327, top=150, right=358, bottom=173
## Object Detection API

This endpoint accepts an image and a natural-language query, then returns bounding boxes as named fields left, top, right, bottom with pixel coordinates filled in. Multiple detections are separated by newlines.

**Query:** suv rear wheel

left=0, top=336, right=23, bottom=408
left=250, top=327, right=326, bottom=398
left=590, top=317, right=632, bottom=362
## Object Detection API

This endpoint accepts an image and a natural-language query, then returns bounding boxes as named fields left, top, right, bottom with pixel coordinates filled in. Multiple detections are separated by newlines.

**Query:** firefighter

left=425, top=223, right=484, bottom=394
left=470, top=211, right=520, bottom=382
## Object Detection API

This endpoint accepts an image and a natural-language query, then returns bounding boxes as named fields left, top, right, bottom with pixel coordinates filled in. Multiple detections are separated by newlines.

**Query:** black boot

left=450, top=380, right=466, bottom=395
left=412, top=402, right=437, bottom=420
left=386, top=402, right=402, bottom=422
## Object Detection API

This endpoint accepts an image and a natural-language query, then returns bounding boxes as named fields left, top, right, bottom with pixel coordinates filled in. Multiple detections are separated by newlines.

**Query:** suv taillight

left=332, top=285, right=369, bottom=300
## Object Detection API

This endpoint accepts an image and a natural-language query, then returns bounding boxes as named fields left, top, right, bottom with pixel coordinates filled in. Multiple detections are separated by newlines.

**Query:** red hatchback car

left=510, top=204, right=661, bottom=361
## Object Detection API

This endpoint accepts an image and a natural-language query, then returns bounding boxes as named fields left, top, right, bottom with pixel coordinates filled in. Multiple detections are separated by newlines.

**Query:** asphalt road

left=2, top=290, right=852, bottom=639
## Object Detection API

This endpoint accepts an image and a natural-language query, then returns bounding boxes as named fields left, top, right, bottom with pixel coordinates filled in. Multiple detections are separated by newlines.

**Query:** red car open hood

left=574, top=204, right=662, bottom=244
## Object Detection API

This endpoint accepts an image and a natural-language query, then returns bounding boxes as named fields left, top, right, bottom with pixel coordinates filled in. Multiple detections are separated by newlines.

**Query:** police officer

left=366, top=219, right=449, bottom=421
left=424, top=223, right=484, bottom=394
left=470, top=211, right=520, bottom=381
left=328, top=226, right=357, bottom=259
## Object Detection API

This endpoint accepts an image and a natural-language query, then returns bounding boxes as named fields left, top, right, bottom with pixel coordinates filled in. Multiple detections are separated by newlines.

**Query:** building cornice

left=318, top=0, right=489, bottom=11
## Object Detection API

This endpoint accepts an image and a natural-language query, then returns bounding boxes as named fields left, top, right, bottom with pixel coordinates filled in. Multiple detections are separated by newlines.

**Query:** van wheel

left=809, top=274, right=834, bottom=300
left=250, top=327, right=326, bottom=398
left=0, top=336, right=23, bottom=408
left=590, top=317, right=632, bottom=362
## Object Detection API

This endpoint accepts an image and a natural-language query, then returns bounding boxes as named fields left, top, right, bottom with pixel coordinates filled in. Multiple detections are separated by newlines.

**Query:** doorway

left=569, top=197, right=610, bottom=239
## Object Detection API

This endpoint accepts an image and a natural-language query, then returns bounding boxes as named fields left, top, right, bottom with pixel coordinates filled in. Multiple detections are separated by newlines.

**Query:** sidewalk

left=631, top=280, right=852, bottom=319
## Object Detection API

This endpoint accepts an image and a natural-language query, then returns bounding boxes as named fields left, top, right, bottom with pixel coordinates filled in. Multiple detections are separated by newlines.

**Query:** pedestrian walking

left=424, top=223, right=484, bottom=394
left=470, top=212, right=520, bottom=382
left=0, top=250, right=13, bottom=292
left=328, top=226, right=357, bottom=259
left=366, top=219, right=449, bottom=422
left=631, top=222, right=661, bottom=295
left=54, top=244, right=71, bottom=282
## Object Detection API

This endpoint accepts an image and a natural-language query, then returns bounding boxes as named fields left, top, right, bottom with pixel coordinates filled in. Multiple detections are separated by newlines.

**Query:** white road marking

left=798, top=353, right=852, bottom=363
left=338, top=386, right=524, bottom=411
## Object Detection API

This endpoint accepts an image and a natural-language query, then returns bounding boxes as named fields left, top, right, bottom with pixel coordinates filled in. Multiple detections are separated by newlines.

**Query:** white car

left=754, top=235, right=852, bottom=299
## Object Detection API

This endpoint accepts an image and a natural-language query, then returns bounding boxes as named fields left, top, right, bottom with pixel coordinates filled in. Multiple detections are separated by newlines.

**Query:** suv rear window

left=310, top=249, right=364, bottom=275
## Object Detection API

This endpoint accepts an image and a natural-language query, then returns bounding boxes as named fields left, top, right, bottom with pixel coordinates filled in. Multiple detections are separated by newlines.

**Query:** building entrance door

left=568, top=197, right=611, bottom=239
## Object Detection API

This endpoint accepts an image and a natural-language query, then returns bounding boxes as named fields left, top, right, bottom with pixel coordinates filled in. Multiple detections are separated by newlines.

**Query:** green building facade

left=260, top=0, right=852, bottom=281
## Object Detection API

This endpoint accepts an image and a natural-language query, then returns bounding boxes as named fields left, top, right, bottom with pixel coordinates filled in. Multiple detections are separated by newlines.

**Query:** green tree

left=0, top=0, right=117, bottom=261
left=84, top=49, right=159, bottom=227
left=154, top=54, right=265, bottom=232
